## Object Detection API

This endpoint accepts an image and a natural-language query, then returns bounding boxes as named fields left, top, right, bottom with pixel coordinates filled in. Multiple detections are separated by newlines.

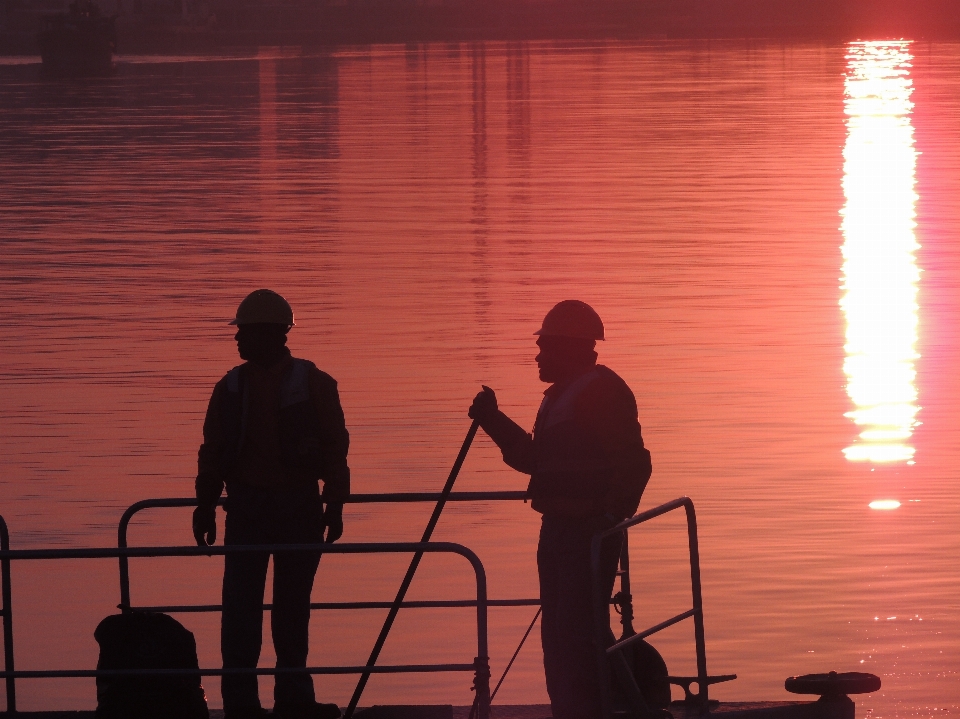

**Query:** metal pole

left=490, top=607, right=540, bottom=701
left=684, top=500, right=709, bottom=704
left=118, top=504, right=132, bottom=612
left=473, top=554, right=491, bottom=719
left=473, top=655, right=491, bottom=719
left=0, top=515, right=16, bottom=713
left=345, top=420, right=480, bottom=719
left=618, top=534, right=635, bottom=637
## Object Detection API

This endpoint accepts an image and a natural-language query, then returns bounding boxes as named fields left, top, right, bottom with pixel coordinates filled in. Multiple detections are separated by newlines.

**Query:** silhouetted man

left=468, top=300, right=652, bottom=719
left=193, top=289, right=349, bottom=719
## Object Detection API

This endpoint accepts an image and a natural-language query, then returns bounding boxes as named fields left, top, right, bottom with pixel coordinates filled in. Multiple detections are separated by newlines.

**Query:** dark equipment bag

left=94, top=611, right=209, bottom=719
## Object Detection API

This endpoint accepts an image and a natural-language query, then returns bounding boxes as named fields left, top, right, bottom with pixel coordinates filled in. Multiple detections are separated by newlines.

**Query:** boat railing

left=0, top=492, right=709, bottom=718
left=592, top=496, right=733, bottom=718
left=0, top=496, right=504, bottom=719
left=117, top=492, right=538, bottom=614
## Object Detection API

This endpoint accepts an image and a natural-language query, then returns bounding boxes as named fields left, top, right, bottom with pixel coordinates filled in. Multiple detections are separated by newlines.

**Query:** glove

left=468, top=385, right=498, bottom=423
left=322, top=503, right=344, bottom=543
left=192, top=505, right=217, bottom=547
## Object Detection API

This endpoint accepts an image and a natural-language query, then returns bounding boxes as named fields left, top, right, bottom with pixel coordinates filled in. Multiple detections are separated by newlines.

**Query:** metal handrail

left=129, top=599, right=540, bottom=614
left=0, top=664, right=477, bottom=679
left=0, top=537, right=491, bottom=719
left=117, top=492, right=528, bottom=612
left=0, top=515, right=15, bottom=713
left=591, top=496, right=714, bottom=719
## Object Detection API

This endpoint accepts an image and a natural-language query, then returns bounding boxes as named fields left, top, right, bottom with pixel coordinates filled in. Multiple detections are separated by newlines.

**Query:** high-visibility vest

left=527, top=367, right=616, bottom=516
left=218, top=358, right=325, bottom=482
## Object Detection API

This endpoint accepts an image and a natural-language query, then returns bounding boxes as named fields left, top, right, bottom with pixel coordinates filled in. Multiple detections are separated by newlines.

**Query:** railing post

left=117, top=505, right=133, bottom=611
left=684, top=500, right=709, bottom=704
left=469, top=544, right=490, bottom=719
left=473, top=655, right=491, bottom=719
left=118, top=498, right=217, bottom=612
left=0, top=515, right=17, bottom=713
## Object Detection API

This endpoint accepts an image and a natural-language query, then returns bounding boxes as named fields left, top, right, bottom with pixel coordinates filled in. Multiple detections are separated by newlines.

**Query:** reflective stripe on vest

left=280, top=359, right=310, bottom=409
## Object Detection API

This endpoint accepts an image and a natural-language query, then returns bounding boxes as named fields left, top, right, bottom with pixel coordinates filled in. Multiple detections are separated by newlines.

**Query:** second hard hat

left=229, top=289, right=295, bottom=327
left=534, top=300, right=604, bottom=341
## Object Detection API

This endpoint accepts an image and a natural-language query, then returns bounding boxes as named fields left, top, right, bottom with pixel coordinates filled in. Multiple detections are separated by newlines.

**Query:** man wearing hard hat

left=194, top=289, right=350, bottom=719
left=469, top=300, right=652, bottom=719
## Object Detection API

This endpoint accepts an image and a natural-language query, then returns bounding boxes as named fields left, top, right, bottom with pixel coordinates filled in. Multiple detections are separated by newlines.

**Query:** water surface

left=1, top=40, right=959, bottom=716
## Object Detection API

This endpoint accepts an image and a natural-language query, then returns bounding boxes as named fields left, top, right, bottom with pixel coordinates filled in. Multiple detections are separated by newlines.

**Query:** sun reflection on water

left=841, top=41, right=920, bottom=463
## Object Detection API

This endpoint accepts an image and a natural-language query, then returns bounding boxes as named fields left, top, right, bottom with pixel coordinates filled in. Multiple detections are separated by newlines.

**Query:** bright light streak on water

left=869, top=499, right=902, bottom=510
left=841, top=41, right=921, bottom=464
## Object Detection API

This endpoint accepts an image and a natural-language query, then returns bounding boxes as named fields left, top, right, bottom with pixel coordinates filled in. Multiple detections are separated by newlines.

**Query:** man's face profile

left=235, top=323, right=288, bottom=363
left=536, top=335, right=596, bottom=383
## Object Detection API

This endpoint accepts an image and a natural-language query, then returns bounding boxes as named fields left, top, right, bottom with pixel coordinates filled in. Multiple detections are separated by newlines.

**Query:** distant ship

left=37, top=0, right=116, bottom=75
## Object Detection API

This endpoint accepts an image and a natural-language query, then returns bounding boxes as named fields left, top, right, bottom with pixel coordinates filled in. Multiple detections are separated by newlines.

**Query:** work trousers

left=221, top=482, right=324, bottom=712
left=538, top=515, right=623, bottom=719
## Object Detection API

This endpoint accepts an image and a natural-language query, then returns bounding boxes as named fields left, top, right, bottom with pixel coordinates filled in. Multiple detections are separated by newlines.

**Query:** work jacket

left=196, top=350, right=350, bottom=508
left=481, top=365, right=651, bottom=519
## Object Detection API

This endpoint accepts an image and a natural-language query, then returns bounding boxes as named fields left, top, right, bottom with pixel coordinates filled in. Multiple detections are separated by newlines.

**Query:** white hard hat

left=229, top=289, right=295, bottom=327
left=534, top=300, right=604, bottom=341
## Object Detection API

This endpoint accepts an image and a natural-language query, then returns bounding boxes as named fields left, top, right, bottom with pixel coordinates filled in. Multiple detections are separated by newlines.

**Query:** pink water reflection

left=0, top=41, right=958, bottom=716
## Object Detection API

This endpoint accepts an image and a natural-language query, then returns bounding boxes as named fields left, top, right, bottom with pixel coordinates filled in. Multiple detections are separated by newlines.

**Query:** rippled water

left=1, top=40, right=959, bottom=716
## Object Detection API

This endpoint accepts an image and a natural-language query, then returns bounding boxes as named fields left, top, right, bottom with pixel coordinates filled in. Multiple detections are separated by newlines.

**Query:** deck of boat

left=0, top=701, right=853, bottom=719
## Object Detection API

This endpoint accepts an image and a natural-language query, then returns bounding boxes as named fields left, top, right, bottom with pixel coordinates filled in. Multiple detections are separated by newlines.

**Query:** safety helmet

left=534, top=300, right=605, bottom=341
left=229, top=289, right=295, bottom=327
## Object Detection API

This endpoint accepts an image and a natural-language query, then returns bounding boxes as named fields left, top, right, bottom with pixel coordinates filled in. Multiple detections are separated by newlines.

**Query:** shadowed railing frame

left=0, top=491, right=537, bottom=716
left=117, top=492, right=532, bottom=613
left=0, top=492, right=704, bottom=718
left=0, top=522, right=492, bottom=719
left=591, top=496, right=733, bottom=719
